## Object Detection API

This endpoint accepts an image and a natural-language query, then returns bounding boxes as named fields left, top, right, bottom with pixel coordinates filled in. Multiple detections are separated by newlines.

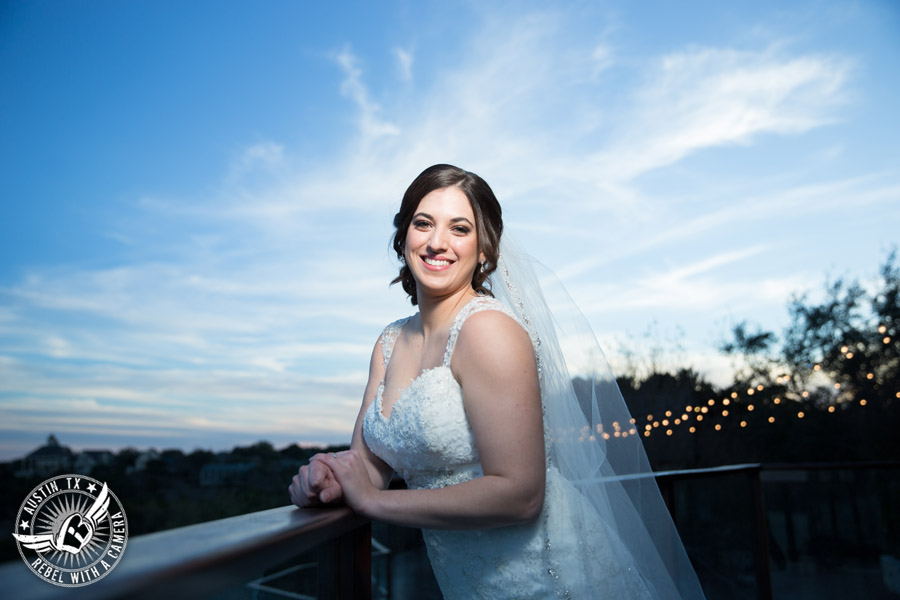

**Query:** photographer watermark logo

left=11, top=474, right=128, bottom=587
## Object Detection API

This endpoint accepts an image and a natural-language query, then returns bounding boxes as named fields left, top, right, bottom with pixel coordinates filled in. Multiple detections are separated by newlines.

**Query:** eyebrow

left=412, top=212, right=475, bottom=227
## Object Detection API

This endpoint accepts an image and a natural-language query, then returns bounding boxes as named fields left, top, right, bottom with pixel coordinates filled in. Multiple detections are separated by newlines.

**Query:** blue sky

left=1, top=0, right=898, bottom=460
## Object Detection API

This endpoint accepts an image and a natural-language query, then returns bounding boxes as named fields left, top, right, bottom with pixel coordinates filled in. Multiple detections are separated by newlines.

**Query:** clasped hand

left=289, top=450, right=376, bottom=514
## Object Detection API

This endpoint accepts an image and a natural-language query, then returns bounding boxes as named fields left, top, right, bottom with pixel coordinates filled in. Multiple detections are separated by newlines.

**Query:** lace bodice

left=364, top=297, right=520, bottom=489
left=362, top=296, right=653, bottom=599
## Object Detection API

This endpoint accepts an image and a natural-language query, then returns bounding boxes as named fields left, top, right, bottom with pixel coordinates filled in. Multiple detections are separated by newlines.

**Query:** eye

left=413, top=219, right=432, bottom=229
left=452, top=225, right=471, bottom=235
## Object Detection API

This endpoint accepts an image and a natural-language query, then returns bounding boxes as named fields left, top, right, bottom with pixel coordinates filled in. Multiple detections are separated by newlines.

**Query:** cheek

left=451, top=240, right=479, bottom=266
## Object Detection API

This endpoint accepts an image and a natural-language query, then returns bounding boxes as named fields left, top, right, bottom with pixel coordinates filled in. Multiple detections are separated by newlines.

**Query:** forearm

left=359, top=474, right=544, bottom=530
left=358, top=449, right=393, bottom=491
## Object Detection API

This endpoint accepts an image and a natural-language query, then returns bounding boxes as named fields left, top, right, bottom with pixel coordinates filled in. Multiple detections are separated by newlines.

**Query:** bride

left=290, top=164, right=705, bottom=598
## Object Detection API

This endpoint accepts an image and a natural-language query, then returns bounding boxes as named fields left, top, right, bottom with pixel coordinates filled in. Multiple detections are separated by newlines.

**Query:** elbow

left=513, top=485, right=544, bottom=525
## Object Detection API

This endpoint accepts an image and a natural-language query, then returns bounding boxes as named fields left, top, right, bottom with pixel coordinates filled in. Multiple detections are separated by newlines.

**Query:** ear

left=479, top=251, right=486, bottom=265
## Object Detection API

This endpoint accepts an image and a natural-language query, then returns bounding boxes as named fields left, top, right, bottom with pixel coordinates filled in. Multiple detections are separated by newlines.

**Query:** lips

left=421, top=255, right=454, bottom=271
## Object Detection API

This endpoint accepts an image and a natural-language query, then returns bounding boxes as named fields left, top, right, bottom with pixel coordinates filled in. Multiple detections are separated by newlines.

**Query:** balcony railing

left=2, top=461, right=898, bottom=599
left=2, top=505, right=371, bottom=600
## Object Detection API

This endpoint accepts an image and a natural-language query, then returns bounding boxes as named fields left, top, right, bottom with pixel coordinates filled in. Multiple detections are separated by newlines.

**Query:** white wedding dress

left=363, top=296, right=655, bottom=599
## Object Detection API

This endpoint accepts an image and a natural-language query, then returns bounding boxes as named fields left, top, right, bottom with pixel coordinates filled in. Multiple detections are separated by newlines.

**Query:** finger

left=315, top=453, right=337, bottom=468
left=320, top=481, right=343, bottom=504
left=307, top=463, right=323, bottom=487
left=289, top=483, right=303, bottom=507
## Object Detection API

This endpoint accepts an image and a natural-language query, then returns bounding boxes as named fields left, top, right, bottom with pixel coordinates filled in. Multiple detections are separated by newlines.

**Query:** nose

left=427, top=227, right=448, bottom=253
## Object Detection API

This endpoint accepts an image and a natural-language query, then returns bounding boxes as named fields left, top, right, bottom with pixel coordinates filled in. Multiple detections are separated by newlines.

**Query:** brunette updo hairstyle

left=391, top=164, right=503, bottom=306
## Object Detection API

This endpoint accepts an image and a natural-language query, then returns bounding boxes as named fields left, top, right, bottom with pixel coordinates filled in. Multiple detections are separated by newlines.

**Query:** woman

left=290, top=165, right=705, bottom=598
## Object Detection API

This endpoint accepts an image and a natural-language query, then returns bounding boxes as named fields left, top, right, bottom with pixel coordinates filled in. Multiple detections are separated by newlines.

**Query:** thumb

left=320, top=487, right=335, bottom=503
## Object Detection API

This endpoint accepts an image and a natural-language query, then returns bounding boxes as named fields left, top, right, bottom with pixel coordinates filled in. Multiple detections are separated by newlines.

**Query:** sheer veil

left=490, top=235, right=705, bottom=599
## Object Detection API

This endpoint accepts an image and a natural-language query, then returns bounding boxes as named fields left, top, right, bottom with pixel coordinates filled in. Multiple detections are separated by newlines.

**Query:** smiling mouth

left=423, top=257, right=452, bottom=266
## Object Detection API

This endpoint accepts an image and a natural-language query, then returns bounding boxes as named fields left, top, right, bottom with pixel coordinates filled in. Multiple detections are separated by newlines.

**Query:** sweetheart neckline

left=375, top=296, right=503, bottom=421
left=376, top=365, right=453, bottom=421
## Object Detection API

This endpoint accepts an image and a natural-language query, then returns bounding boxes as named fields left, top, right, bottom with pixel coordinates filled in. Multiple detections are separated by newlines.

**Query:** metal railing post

left=750, top=467, right=773, bottom=600
left=318, top=520, right=371, bottom=599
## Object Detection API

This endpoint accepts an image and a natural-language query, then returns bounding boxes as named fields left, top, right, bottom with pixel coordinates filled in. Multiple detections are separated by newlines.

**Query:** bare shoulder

left=453, top=309, right=534, bottom=372
left=364, top=333, right=387, bottom=392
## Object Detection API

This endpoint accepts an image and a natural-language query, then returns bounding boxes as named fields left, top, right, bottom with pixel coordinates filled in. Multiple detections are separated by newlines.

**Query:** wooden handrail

left=4, top=461, right=893, bottom=599
left=1, top=505, right=371, bottom=600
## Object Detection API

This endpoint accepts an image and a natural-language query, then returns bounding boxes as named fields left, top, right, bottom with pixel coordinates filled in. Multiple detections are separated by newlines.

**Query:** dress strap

left=442, top=297, right=521, bottom=366
left=380, top=316, right=411, bottom=369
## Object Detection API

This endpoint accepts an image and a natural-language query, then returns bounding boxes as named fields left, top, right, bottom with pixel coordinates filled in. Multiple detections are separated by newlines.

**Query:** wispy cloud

left=394, top=47, right=414, bottom=82
left=335, top=47, right=401, bottom=141
left=576, top=47, right=853, bottom=197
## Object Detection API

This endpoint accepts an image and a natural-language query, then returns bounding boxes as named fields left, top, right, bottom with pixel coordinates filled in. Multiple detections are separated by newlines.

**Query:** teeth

left=424, top=257, right=451, bottom=266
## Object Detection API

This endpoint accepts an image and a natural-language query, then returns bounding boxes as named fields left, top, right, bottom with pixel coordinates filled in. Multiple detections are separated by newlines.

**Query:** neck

left=415, top=287, right=479, bottom=338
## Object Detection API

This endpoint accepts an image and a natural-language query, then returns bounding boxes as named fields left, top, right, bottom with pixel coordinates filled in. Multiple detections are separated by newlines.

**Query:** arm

left=289, top=335, right=394, bottom=507
left=317, top=311, right=545, bottom=529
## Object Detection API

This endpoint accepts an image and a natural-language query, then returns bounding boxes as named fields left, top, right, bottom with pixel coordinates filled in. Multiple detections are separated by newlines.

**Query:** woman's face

left=404, top=186, right=484, bottom=301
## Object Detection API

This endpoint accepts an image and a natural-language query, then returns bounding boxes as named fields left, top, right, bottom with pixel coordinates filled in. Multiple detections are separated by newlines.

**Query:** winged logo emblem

left=13, top=482, right=110, bottom=555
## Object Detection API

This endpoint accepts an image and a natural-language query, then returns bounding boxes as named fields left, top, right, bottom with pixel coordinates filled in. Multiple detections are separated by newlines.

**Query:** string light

left=879, top=325, right=887, bottom=334
left=884, top=336, right=892, bottom=344
left=622, top=355, right=891, bottom=443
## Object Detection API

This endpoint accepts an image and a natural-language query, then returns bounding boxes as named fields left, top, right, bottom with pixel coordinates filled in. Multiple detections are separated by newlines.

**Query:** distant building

left=73, top=450, right=115, bottom=474
left=15, top=434, right=73, bottom=478
left=126, top=449, right=161, bottom=474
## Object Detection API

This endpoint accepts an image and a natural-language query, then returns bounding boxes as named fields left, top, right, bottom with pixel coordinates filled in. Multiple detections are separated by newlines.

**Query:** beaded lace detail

left=363, top=297, right=652, bottom=599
